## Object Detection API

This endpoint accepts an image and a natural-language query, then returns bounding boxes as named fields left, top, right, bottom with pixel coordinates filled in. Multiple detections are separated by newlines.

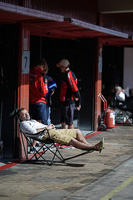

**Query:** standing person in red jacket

left=29, top=58, right=48, bottom=125
left=56, top=59, right=81, bottom=129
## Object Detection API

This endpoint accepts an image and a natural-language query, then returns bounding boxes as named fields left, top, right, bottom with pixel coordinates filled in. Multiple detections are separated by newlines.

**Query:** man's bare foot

left=80, top=138, right=104, bottom=152
left=95, top=141, right=103, bottom=152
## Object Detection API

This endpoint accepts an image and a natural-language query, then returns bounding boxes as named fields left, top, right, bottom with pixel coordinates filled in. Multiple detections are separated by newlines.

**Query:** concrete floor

left=0, top=125, right=133, bottom=200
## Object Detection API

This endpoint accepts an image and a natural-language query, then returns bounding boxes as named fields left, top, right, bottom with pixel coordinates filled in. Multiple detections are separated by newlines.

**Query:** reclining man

left=18, top=108, right=104, bottom=152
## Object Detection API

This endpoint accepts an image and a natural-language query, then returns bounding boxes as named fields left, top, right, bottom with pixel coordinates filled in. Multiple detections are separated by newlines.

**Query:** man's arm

left=67, top=71, right=79, bottom=94
left=20, top=121, right=39, bottom=134
left=40, top=76, right=48, bottom=97
left=36, top=124, right=55, bottom=132
left=67, top=72, right=81, bottom=109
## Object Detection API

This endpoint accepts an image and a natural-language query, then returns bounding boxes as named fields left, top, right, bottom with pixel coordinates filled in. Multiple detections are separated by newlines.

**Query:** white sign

left=110, top=113, right=115, bottom=125
left=22, top=51, right=30, bottom=74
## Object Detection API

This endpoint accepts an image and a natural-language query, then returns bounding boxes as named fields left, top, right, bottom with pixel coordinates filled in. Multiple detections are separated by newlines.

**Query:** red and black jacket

left=60, top=69, right=81, bottom=106
left=29, top=66, right=48, bottom=104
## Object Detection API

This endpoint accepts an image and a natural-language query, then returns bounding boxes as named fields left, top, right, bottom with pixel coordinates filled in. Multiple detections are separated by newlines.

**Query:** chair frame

left=20, top=130, right=65, bottom=165
left=20, top=130, right=93, bottom=165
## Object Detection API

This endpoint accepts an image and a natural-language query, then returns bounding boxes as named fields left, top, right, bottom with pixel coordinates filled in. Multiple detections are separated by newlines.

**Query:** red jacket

left=29, top=66, right=48, bottom=104
left=60, top=70, right=81, bottom=106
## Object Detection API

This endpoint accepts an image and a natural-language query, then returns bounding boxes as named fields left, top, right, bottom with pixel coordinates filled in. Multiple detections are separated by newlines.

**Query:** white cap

left=56, top=59, right=70, bottom=68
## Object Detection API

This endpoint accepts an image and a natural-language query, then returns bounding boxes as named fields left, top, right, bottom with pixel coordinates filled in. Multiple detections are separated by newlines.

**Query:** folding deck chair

left=20, top=129, right=93, bottom=165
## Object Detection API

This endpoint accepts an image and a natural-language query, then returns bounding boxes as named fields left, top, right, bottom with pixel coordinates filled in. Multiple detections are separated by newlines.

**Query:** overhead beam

left=66, top=18, right=129, bottom=38
left=0, top=2, right=64, bottom=22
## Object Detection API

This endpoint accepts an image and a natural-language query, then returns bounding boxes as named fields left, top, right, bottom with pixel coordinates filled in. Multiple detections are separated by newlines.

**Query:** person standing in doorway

left=29, top=58, right=48, bottom=125
left=56, top=59, right=81, bottom=129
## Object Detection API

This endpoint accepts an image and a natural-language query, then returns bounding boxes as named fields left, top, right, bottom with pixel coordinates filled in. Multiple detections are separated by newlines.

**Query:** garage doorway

left=30, top=36, right=95, bottom=130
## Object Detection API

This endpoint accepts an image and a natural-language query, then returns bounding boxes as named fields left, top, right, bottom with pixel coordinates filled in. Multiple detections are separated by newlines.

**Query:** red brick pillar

left=17, top=22, right=30, bottom=159
left=94, top=38, right=103, bottom=130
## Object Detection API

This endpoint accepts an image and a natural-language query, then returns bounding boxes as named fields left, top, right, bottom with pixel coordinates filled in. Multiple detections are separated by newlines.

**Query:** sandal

left=99, top=138, right=105, bottom=153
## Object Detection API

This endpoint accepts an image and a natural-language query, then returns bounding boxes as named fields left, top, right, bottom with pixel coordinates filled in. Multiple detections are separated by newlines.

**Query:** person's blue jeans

left=29, top=102, right=48, bottom=125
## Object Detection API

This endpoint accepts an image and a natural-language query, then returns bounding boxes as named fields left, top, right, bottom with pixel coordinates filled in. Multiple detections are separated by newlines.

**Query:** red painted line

left=0, top=162, right=19, bottom=171
left=85, top=131, right=103, bottom=139
left=28, top=151, right=45, bottom=159
left=85, top=125, right=119, bottom=139
left=0, top=151, right=45, bottom=171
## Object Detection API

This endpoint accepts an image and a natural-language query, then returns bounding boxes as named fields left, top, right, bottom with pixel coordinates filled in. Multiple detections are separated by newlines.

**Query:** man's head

left=18, top=108, right=30, bottom=121
left=115, top=86, right=122, bottom=94
left=36, top=58, right=48, bottom=72
left=56, top=59, right=70, bottom=73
